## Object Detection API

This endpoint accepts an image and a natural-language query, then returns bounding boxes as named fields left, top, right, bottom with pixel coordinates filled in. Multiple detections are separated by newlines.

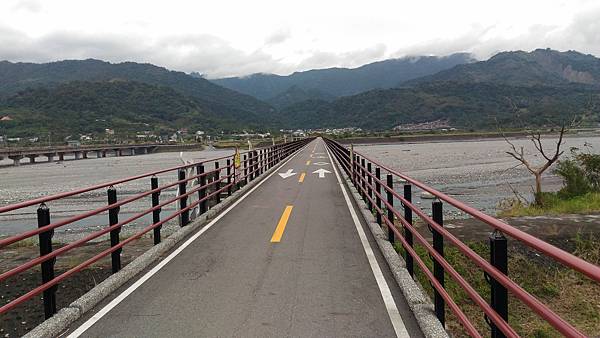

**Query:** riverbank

left=334, top=130, right=598, bottom=145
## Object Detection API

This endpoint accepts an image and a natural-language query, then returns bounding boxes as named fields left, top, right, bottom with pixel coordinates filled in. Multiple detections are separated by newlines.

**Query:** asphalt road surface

left=67, top=138, right=423, bottom=338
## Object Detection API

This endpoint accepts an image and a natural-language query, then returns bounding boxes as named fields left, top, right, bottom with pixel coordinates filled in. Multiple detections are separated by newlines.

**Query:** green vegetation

left=393, top=234, right=600, bottom=337
left=2, top=49, right=600, bottom=136
left=499, top=192, right=600, bottom=217
left=0, top=81, right=260, bottom=138
left=0, top=59, right=278, bottom=131
left=279, top=82, right=598, bottom=130
left=500, top=149, right=600, bottom=217
left=407, top=49, right=600, bottom=87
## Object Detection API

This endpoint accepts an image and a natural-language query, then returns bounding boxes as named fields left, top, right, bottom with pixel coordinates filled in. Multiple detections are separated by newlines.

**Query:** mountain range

left=273, top=49, right=600, bottom=129
left=1, top=48, right=599, bottom=137
left=0, top=59, right=276, bottom=128
left=212, top=53, right=475, bottom=102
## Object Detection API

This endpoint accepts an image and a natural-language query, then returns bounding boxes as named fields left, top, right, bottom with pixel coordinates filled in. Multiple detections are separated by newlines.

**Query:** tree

left=503, top=124, right=568, bottom=205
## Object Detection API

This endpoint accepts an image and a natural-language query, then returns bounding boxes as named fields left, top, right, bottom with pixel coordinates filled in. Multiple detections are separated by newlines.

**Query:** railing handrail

left=347, top=143, right=600, bottom=283
left=0, top=137, right=313, bottom=321
left=324, top=137, right=597, bottom=338
left=0, top=141, right=295, bottom=214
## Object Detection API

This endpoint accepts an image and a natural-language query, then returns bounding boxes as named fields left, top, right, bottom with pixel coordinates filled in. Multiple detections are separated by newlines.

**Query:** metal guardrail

left=0, top=138, right=312, bottom=320
left=324, top=137, right=600, bottom=338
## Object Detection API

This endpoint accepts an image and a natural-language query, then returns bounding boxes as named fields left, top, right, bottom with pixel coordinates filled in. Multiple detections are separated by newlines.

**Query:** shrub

left=554, top=148, right=600, bottom=199
left=554, top=159, right=591, bottom=199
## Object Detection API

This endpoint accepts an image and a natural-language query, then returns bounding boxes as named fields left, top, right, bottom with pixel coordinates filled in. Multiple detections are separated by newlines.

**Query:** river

left=2, top=134, right=600, bottom=237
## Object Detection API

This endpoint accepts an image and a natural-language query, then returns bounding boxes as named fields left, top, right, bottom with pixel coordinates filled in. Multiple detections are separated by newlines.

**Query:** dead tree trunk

left=503, top=124, right=567, bottom=205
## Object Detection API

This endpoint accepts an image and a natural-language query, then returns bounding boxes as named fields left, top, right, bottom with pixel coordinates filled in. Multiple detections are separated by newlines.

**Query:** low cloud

left=392, top=7, right=600, bottom=60
left=264, top=28, right=291, bottom=46
left=295, top=43, right=387, bottom=71
left=0, top=28, right=282, bottom=78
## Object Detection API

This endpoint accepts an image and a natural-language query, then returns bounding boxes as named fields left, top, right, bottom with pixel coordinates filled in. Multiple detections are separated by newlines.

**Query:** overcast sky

left=1, top=0, right=599, bottom=78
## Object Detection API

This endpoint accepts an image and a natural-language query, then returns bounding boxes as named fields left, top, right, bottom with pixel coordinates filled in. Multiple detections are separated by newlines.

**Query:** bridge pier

left=58, top=153, right=64, bottom=161
left=82, top=151, right=88, bottom=159
left=8, top=155, right=23, bottom=166
left=44, top=153, right=55, bottom=162
left=27, top=155, right=37, bottom=164
left=74, top=152, right=81, bottom=160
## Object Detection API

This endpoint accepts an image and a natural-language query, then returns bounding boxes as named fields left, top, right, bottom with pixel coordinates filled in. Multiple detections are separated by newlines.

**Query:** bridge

left=0, top=144, right=163, bottom=166
left=0, top=137, right=599, bottom=337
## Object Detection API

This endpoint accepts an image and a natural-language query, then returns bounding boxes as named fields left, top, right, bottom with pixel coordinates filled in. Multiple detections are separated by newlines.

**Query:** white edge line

left=325, top=141, right=410, bottom=338
left=68, top=142, right=311, bottom=337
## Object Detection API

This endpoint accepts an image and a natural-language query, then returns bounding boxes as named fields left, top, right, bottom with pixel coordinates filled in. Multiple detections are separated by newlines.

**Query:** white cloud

left=11, top=0, right=42, bottom=13
left=0, top=0, right=599, bottom=77
left=264, top=28, right=292, bottom=46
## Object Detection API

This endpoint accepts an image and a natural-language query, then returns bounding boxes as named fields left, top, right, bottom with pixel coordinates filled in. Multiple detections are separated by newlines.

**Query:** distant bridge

left=0, top=143, right=202, bottom=166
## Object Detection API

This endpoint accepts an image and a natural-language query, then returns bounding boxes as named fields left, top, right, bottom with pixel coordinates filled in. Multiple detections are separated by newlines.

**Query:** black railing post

left=37, top=203, right=56, bottom=319
left=178, top=169, right=189, bottom=226
left=352, top=154, right=357, bottom=185
left=386, top=174, right=394, bottom=244
left=243, top=154, right=248, bottom=185
left=375, top=167, right=382, bottom=226
left=489, top=230, right=508, bottom=338
left=268, top=148, right=272, bottom=169
left=107, top=186, right=121, bottom=273
left=361, top=158, right=366, bottom=200
left=226, top=159, right=232, bottom=196
left=214, top=161, right=221, bottom=204
left=151, top=176, right=161, bottom=245
left=253, top=150, right=259, bottom=179
left=404, top=184, right=414, bottom=277
left=248, top=151, right=254, bottom=181
left=197, top=164, right=207, bottom=214
left=367, top=162, right=373, bottom=211
left=432, top=200, right=445, bottom=327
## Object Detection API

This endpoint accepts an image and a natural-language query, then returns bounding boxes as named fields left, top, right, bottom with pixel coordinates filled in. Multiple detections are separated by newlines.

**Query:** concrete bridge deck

left=65, top=139, right=423, bottom=337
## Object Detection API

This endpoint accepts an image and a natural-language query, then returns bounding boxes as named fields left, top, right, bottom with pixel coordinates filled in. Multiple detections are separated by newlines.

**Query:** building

left=67, top=140, right=81, bottom=148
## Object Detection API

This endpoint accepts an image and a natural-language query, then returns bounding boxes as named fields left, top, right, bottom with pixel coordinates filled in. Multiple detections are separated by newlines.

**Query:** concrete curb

left=24, top=150, right=300, bottom=338
left=334, top=159, right=448, bottom=338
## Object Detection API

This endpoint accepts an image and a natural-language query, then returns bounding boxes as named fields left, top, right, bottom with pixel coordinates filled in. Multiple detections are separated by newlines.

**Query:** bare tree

left=503, top=125, right=567, bottom=205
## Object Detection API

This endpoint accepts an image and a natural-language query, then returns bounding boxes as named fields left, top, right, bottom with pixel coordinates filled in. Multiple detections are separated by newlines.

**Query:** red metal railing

left=324, top=138, right=600, bottom=338
left=0, top=138, right=312, bottom=320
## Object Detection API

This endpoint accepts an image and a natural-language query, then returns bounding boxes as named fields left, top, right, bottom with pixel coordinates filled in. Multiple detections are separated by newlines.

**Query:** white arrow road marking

left=310, top=154, right=327, bottom=159
left=278, top=169, right=297, bottom=179
left=313, top=162, right=330, bottom=166
left=312, top=168, right=331, bottom=178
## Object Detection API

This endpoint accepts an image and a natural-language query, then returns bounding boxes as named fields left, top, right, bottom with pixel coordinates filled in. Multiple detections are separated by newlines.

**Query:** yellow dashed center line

left=298, top=172, right=306, bottom=183
left=270, top=205, right=294, bottom=243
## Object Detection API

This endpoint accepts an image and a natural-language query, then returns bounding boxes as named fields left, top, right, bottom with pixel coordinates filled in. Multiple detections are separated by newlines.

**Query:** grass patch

left=2, top=237, right=39, bottom=249
left=393, top=234, right=600, bottom=337
left=498, top=192, right=600, bottom=217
